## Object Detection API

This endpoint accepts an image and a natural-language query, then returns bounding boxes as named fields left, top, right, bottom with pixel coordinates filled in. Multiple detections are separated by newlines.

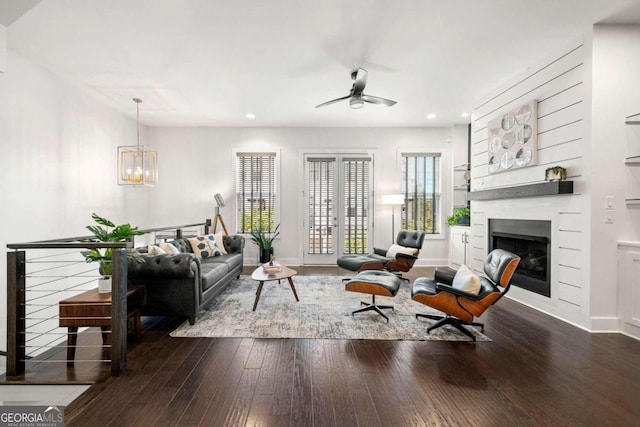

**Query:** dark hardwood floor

left=13, top=267, right=640, bottom=425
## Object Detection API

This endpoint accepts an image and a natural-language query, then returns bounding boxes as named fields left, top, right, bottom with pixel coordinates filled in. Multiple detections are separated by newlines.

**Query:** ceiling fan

left=315, top=68, right=397, bottom=109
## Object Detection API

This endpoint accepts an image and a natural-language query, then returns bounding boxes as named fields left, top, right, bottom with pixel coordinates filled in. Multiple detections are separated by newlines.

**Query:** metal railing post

left=110, top=249, right=128, bottom=376
left=7, top=251, right=26, bottom=377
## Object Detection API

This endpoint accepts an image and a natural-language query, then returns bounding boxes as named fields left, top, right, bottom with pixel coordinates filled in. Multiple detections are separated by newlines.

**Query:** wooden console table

left=59, top=286, right=146, bottom=365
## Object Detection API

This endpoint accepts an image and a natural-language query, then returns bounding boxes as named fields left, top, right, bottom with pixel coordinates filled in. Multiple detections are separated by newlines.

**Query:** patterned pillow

left=213, top=232, right=228, bottom=255
left=159, top=241, right=180, bottom=254
left=187, top=235, right=223, bottom=259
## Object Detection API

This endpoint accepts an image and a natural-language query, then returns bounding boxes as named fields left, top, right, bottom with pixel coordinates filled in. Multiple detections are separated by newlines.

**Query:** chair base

left=415, top=313, right=483, bottom=342
left=352, top=295, right=394, bottom=323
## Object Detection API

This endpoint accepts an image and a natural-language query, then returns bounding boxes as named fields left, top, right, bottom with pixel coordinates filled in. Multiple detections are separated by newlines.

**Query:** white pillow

left=159, top=241, right=180, bottom=254
left=452, top=264, right=481, bottom=295
left=386, top=244, right=419, bottom=259
left=148, top=245, right=167, bottom=255
left=187, top=234, right=223, bottom=259
left=213, top=232, right=228, bottom=255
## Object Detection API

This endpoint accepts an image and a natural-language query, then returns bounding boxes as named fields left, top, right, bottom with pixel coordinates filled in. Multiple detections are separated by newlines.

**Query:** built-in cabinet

left=617, top=241, right=640, bottom=340
left=624, top=113, right=640, bottom=205
left=453, top=163, right=470, bottom=208
left=449, top=226, right=470, bottom=269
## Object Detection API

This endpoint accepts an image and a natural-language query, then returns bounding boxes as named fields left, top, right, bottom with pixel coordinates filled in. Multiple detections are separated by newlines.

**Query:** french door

left=303, top=154, right=373, bottom=265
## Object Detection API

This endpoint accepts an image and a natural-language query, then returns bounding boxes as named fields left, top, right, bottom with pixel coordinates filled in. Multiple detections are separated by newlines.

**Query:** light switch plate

left=605, top=196, right=615, bottom=209
left=605, top=210, right=614, bottom=224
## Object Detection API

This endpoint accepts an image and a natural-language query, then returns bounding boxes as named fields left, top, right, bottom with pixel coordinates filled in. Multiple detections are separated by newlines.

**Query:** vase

left=98, top=277, right=112, bottom=294
left=259, top=248, right=274, bottom=264
left=457, top=216, right=470, bottom=226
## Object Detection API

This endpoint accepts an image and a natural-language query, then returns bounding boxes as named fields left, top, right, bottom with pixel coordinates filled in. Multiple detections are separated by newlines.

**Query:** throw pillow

left=147, top=245, right=167, bottom=256
left=213, top=231, right=228, bottom=255
left=187, top=234, right=223, bottom=259
left=159, top=241, right=180, bottom=254
left=386, top=244, right=419, bottom=259
left=452, top=264, right=481, bottom=295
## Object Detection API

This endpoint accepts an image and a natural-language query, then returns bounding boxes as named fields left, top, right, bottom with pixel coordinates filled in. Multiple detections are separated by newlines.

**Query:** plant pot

left=259, top=247, right=274, bottom=264
left=98, top=277, right=112, bottom=294
left=457, top=216, right=470, bottom=226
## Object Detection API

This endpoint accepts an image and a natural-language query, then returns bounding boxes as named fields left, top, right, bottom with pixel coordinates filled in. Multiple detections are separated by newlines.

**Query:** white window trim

left=396, top=149, right=445, bottom=239
left=232, top=148, right=281, bottom=236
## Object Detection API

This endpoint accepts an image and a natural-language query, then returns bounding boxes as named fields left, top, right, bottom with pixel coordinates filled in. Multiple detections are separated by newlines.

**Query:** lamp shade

left=117, top=97, right=158, bottom=186
left=382, top=194, right=405, bottom=205
left=214, top=193, right=225, bottom=207
left=117, top=145, right=158, bottom=185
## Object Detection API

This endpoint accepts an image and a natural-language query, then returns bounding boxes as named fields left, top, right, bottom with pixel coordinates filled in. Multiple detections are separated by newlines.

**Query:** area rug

left=170, top=275, right=490, bottom=341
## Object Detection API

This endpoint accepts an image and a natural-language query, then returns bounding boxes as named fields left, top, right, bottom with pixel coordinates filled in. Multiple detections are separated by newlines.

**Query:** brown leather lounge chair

left=411, top=249, right=520, bottom=341
left=337, top=230, right=426, bottom=281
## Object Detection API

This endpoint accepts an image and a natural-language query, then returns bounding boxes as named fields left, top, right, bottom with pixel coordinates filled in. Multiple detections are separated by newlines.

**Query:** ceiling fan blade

left=352, top=68, right=368, bottom=97
left=315, top=95, right=351, bottom=108
left=361, top=94, right=397, bottom=107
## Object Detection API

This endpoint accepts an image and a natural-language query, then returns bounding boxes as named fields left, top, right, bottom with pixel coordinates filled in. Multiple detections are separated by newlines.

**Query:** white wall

left=0, top=50, right=151, bottom=352
left=590, top=24, right=640, bottom=330
left=470, top=38, right=592, bottom=328
left=147, top=126, right=453, bottom=266
left=0, top=25, right=6, bottom=73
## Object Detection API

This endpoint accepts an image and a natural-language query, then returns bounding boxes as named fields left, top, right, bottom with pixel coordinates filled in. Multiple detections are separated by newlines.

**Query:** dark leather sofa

left=127, top=235, right=245, bottom=325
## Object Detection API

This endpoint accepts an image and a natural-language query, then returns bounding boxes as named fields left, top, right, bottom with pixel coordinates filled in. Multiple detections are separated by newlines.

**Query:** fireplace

left=488, top=219, right=551, bottom=297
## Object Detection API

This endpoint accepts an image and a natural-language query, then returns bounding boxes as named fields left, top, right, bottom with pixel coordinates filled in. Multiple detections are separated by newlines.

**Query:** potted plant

left=250, top=223, right=280, bottom=264
left=447, top=206, right=471, bottom=226
left=81, top=213, right=145, bottom=293
left=545, top=166, right=567, bottom=181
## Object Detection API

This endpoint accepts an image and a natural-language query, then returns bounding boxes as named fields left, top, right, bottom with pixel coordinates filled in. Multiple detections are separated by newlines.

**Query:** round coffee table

left=250, top=263, right=299, bottom=311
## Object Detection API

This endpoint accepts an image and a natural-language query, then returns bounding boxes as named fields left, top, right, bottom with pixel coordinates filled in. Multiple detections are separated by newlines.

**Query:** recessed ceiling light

left=246, top=113, right=256, bottom=119
left=427, top=113, right=437, bottom=119
left=461, top=112, right=469, bottom=118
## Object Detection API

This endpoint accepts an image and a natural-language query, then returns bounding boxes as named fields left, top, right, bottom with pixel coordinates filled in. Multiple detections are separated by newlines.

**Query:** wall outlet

left=605, top=196, right=615, bottom=209
left=605, top=210, right=614, bottom=224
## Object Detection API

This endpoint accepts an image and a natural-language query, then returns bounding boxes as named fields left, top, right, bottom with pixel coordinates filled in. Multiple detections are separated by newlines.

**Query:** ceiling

left=3, top=0, right=640, bottom=127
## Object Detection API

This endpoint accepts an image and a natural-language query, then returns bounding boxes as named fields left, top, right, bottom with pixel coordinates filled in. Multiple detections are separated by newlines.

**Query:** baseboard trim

left=504, top=295, right=591, bottom=332
left=415, top=259, right=448, bottom=267
left=244, top=258, right=302, bottom=267
left=590, top=316, right=620, bottom=332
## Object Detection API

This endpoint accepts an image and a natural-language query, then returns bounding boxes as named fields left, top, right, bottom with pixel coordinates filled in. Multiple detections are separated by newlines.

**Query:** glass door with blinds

left=304, top=154, right=373, bottom=265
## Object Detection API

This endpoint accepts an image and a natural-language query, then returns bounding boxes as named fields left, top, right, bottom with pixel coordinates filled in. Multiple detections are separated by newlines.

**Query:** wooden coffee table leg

left=288, top=277, right=299, bottom=302
left=67, top=327, right=77, bottom=366
left=253, top=281, right=265, bottom=311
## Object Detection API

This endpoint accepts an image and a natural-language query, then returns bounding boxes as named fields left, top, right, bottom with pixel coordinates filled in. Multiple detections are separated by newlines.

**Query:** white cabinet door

left=450, top=227, right=469, bottom=268
left=618, top=247, right=640, bottom=339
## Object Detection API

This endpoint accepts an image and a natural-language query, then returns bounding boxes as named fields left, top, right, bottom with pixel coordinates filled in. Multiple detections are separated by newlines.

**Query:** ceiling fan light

left=350, top=98, right=364, bottom=109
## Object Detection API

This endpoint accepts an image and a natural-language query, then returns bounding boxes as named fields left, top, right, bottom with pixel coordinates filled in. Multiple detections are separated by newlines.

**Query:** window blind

left=343, top=159, right=370, bottom=254
left=307, top=158, right=335, bottom=254
left=401, top=153, right=441, bottom=234
left=236, top=153, right=276, bottom=233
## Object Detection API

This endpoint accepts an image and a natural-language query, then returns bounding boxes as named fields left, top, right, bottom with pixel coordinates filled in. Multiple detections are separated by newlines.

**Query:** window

left=401, top=153, right=441, bottom=234
left=343, top=158, right=370, bottom=254
left=236, top=152, right=277, bottom=233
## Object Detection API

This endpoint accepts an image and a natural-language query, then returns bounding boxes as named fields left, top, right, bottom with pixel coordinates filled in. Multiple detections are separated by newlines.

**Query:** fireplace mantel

left=469, top=181, right=573, bottom=201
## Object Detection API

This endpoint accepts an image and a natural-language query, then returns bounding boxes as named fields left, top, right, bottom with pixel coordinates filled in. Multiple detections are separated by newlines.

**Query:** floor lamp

left=212, top=193, right=229, bottom=234
left=382, top=194, right=405, bottom=244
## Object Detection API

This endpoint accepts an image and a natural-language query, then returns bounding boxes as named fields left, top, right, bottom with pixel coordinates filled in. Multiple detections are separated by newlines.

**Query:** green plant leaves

left=250, top=223, right=280, bottom=249
left=82, top=213, right=145, bottom=277
left=447, top=207, right=471, bottom=226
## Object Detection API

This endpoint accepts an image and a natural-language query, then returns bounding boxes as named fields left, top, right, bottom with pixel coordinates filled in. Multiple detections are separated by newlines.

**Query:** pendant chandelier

left=117, top=98, right=158, bottom=186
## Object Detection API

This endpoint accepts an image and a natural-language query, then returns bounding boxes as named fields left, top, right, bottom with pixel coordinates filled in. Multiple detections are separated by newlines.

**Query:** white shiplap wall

left=470, top=40, right=590, bottom=328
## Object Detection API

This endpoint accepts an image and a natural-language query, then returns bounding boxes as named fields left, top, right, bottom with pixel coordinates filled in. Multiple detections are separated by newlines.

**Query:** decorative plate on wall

left=487, top=99, right=537, bottom=174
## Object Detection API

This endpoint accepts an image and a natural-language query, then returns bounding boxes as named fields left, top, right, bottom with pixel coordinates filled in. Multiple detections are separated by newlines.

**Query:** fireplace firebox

left=488, top=219, right=551, bottom=297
